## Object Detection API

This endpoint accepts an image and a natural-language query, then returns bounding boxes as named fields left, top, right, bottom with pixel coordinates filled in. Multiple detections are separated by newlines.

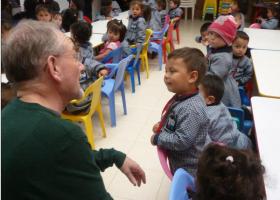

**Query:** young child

left=96, top=0, right=114, bottom=21
left=35, top=4, right=52, bottom=22
left=61, top=8, right=78, bottom=32
left=229, top=0, right=245, bottom=31
left=195, top=143, right=266, bottom=200
left=150, top=47, right=209, bottom=176
left=150, top=0, right=167, bottom=32
left=66, top=21, right=108, bottom=113
left=95, top=19, right=127, bottom=61
left=168, top=0, right=183, bottom=27
left=207, top=15, right=241, bottom=108
left=122, top=0, right=146, bottom=55
left=250, top=6, right=279, bottom=29
left=231, top=31, right=253, bottom=86
left=199, top=74, right=252, bottom=149
left=195, top=22, right=211, bottom=54
left=52, top=12, right=62, bottom=29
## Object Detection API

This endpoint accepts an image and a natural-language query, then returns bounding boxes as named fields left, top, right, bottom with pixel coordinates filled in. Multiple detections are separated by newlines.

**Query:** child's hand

left=98, top=69, right=109, bottom=77
left=150, top=133, right=157, bottom=146
left=152, top=122, right=160, bottom=133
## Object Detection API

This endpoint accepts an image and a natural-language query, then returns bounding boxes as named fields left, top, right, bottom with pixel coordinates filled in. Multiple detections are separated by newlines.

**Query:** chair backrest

left=169, top=168, right=195, bottom=200
left=167, top=21, right=175, bottom=42
left=157, top=147, right=173, bottom=180
left=70, top=76, right=103, bottom=116
left=114, top=55, right=134, bottom=91
left=239, top=87, right=250, bottom=106
left=228, top=107, right=245, bottom=132
left=101, top=47, right=123, bottom=64
left=180, top=0, right=196, bottom=8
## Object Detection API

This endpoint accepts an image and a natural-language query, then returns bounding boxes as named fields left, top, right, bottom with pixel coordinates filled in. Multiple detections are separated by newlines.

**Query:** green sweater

left=2, top=98, right=126, bottom=200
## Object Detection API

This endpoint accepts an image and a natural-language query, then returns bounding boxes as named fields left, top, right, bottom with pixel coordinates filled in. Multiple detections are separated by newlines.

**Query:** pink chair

left=157, top=147, right=173, bottom=180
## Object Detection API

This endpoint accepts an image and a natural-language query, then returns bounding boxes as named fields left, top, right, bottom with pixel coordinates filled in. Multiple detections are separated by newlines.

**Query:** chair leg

left=162, top=43, right=167, bottom=64
left=108, top=93, right=116, bottom=127
left=128, top=69, right=135, bottom=93
left=120, top=83, right=127, bottom=115
left=96, top=103, right=106, bottom=138
left=136, top=60, right=141, bottom=85
left=158, top=47, right=163, bottom=70
left=84, top=117, right=95, bottom=149
left=191, top=7, right=194, bottom=21
left=185, top=7, right=187, bottom=20
left=144, top=55, right=149, bottom=78
left=176, top=26, right=180, bottom=44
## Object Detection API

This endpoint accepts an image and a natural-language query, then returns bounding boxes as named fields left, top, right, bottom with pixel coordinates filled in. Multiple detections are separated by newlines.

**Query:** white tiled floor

left=92, top=19, right=205, bottom=200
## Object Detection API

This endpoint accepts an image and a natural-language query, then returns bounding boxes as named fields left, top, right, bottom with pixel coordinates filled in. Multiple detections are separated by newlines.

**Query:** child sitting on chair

left=250, top=6, right=279, bottom=29
left=122, top=0, right=147, bottom=55
left=231, top=31, right=253, bottom=86
left=207, top=15, right=241, bottom=108
left=150, top=47, right=209, bottom=176
left=199, top=74, right=252, bottom=149
left=150, top=0, right=167, bottom=32
left=168, top=0, right=183, bottom=27
left=195, top=143, right=265, bottom=200
left=95, top=19, right=126, bottom=61
left=66, top=21, right=108, bottom=113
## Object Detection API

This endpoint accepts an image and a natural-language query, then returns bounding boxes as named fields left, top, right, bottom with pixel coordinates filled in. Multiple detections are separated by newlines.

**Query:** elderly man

left=2, top=20, right=145, bottom=200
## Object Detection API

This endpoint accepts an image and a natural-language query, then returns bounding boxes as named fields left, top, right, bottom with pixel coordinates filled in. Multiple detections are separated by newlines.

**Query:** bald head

left=2, top=20, right=68, bottom=84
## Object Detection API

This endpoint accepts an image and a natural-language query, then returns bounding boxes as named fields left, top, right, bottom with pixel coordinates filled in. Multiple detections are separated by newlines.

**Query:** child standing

left=150, top=0, right=167, bottom=32
left=199, top=74, right=252, bottom=149
left=168, top=0, right=183, bottom=26
left=122, top=0, right=146, bottom=55
left=195, top=143, right=265, bottom=200
left=150, top=47, right=209, bottom=176
left=35, top=4, right=52, bottom=22
left=95, top=19, right=127, bottom=61
left=66, top=21, right=108, bottom=113
left=207, top=15, right=241, bottom=108
left=231, top=31, right=253, bottom=86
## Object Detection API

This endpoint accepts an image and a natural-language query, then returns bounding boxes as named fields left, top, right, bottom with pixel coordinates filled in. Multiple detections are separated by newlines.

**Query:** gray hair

left=2, top=20, right=67, bottom=83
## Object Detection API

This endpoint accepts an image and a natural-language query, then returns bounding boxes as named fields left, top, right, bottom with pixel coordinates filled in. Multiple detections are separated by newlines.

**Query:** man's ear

left=205, top=95, right=216, bottom=105
left=46, top=55, right=62, bottom=82
left=188, top=70, right=198, bottom=84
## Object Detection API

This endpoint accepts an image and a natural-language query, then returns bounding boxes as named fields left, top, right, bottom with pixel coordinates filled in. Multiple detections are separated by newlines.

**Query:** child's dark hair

left=62, top=8, right=78, bottom=32
left=234, top=30, right=249, bottom=42
left=196, top=143, right=266, bottom=200
left=200, top=74, right=224, bottom=104
left=35, top=4, right=51, bottom=15
left=100, top=6, right=112, bottom=17
left=200, top=22, right=211, bottom=34
left=69, top=0, right=85, bottom=10
left=101, top=0, right=113, bottom=7
left=168, top=47, right=208, bottom=85
left=267, top=5, right=279, bottom=18
left=170, top=0, right=181, bottom=6
left=107, top=19, right=127, bottom=42
left=46, top=1, right=60, bottom=14
left=143, top=4, right=152, bottom=22
left=233, top=0, right=248, bottom=14
left=130, top=0, right=144, bottom=11
left=156, top=0, right=166, bottom=10
left=70, top=21, right=92, bottom=45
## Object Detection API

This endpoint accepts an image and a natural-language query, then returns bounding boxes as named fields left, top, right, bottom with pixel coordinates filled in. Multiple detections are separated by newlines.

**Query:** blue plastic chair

left=149, top=23, right=169, bottom=71
left=101, top=47, right=123, bottom=64
left=101, top=55, right=134, bottom=127
left=228, top=107, right=253, bottom=136
left=239, top=86, right=250, bottom=106
left=169, top=168, right=195, bottom=200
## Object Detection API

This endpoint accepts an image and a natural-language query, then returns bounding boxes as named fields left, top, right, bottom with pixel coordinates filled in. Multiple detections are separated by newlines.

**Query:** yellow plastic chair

left=202, top=0, right=217, bottom=20
left=131, top=29, right=153, bottom=79
left=61, top=77, right=106, bottom=149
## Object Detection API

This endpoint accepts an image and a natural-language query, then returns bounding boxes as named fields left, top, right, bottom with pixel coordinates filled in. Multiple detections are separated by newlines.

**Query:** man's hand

left=120, top=157, right=146, bottom=187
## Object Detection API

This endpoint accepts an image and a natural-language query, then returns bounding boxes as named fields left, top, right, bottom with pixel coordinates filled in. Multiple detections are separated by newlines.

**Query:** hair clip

left=226, top=155, right=234, bottom=163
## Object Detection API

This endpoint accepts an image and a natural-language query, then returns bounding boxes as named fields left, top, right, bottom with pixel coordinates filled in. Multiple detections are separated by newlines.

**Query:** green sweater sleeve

left=93, top=148, right=126, bottom=171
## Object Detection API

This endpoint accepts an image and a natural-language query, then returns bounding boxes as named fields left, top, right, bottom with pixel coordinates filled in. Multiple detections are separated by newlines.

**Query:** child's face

left=208, top=32, right=227, bottom=48
left=198, top=85, right=215, bottom=105
left=201, top=31, right=209, bottom=46
left=169, top=1, right=177, bottom=9
left=108, top=30, right=120, bottom=42
left=52, top=14, right=62, bottom=27
left=164, top=58, right=197, bottom=95
left=37, top=10, right=52, bottom=22
left=131, top=4, right=142, bottom=18
left=69, top=0, right=77, bottom=9
left=232, top=38, right=248, bottom=57
left=267, top=9, right=273, bottom=19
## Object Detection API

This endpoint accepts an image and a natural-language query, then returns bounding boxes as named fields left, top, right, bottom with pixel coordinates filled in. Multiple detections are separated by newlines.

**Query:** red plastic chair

left=162, top=20, right=175, bottom=64
left=157, top=146, right=173, bottom=180
left=83, top=16, right=92, bottom=24
left=173, top=18, right=181, bottom=44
